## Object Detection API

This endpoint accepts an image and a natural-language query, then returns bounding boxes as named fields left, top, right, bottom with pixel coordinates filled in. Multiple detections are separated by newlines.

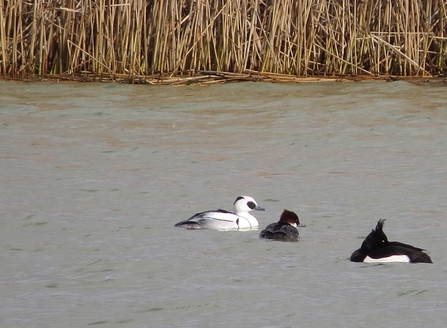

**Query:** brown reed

left=0, top=0, right=446, bottom=82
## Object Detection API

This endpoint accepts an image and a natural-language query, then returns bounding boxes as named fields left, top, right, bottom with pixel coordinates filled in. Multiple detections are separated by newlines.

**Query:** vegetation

left=1, top=0, right=446, bottom=83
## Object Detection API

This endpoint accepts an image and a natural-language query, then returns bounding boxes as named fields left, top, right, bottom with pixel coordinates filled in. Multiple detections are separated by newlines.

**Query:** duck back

left=259, top=223, right=299, bottom=242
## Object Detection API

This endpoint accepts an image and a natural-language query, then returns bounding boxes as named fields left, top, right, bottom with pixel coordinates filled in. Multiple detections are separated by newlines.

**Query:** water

left=1, top=80, right=447, bottom=327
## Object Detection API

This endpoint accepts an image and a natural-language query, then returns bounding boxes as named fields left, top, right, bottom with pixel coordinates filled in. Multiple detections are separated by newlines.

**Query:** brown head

left=278, top=209, right=305, bottom=227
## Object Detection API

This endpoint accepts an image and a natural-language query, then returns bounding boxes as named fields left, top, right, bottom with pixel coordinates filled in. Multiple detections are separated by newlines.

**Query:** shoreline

left=1, top=71, right=446, bottom=86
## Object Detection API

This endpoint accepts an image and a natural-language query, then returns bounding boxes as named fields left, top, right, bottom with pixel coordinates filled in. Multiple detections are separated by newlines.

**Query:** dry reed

left=0, top=0, right=446, bottom=82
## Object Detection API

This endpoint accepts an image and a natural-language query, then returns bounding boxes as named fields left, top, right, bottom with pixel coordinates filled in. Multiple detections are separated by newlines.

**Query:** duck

left=174, top=196, right=265, bottom=231
left=259, top=209, right=305, bottom=242
left=350, top=219, right=432, bottom=263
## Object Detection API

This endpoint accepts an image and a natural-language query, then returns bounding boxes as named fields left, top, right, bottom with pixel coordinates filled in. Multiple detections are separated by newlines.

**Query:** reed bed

left=1, top=0, right=446, bottom=83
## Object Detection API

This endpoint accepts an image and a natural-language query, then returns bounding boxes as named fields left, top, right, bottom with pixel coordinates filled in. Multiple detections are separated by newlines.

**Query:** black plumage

left=350, top=219, right=432, bottom=263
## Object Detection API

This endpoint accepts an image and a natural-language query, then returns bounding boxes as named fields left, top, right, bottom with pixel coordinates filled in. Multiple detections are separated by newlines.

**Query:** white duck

left=175, top=196, right=264, bottom=231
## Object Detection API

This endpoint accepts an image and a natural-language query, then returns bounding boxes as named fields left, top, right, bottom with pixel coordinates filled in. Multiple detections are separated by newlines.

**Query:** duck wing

left=260, top=223, right=299, bottom=242
left=365, top=244, right=433, bottom=263
left=175, top=209, right=239, bottom=230
left=387, top=242, right=432, bottom=263
left=387, top=241, right=426, bottom=252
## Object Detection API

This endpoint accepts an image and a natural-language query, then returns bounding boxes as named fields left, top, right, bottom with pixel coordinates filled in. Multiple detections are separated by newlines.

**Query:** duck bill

left=254, top=206, right=265, bottom=211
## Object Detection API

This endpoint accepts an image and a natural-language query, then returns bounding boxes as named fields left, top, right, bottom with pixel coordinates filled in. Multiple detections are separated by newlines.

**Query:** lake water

left=1, top=80, right=447, bottom=327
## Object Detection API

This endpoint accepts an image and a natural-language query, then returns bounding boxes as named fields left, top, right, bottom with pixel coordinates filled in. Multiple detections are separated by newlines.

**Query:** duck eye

left=381, top=239, right=385, bottom=243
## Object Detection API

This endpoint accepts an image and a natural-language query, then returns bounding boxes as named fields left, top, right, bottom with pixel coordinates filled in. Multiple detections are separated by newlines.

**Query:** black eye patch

left=247, top=201, right=256, bottom=209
